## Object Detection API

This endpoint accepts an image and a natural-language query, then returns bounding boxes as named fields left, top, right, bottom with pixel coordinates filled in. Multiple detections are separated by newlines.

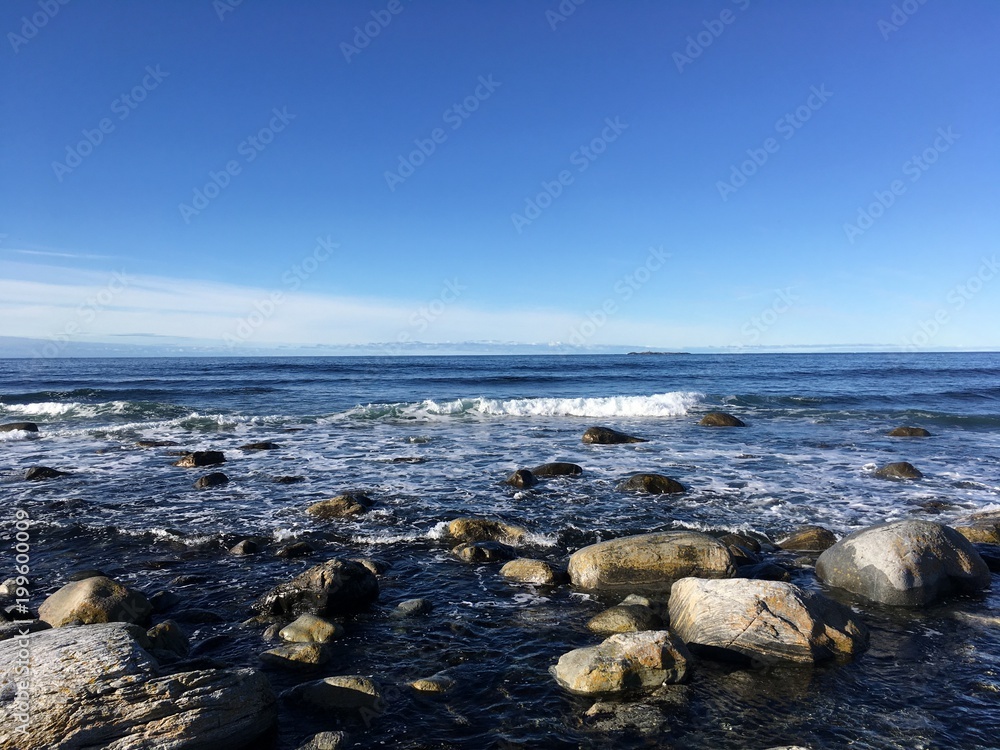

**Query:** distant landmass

left=626, top=351, right=691, bottom=356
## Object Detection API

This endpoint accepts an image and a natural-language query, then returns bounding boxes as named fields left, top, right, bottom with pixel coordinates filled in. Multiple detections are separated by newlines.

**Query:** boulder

left=586, top=604, right=662, bottom=634
left=447, top=517, right=527, bottom=545
left=816, top=520, right=990, bottom=606
left=255, top=558, right=379, bottom=618
left=307, top=492, right=374, bottom=519
left=241, top=441, right=280, bottom=450
left=582, top=426, right=647, bottom=444
left=296, top=732, right=350, bottom=750
left=777, top=525, right=838, bottom=552
left=38, top=576, right=152, bottom=627
left=0, top=623, right=276, bottom=750
left=279, top=613, right=344, bottom=643
left=531, top=462, right=583, bottom=477
left=229, top=539, right=260, bottom=555
left=174, top=451, right=225, bottom=468
left=699, top=412, right=746, bottom=427
left=505, top=469, right=537, bottom=489
left=617, top=473, right=686, bottom=495
left=276, top=541, right=316, bottom=559
left=24, top=466, right=67, bottom=481
left=874, top=461, right=922, bottom=480
left=409, top=672, right=455, bottom=693
left=259, top=643, right=330, bottom=671
left=0, top=422, right=38, bottom=433
left=499, top=558, right=566, bottom=586
left=391, top=598, right=433, bottom=618
left=452, top=541, right=516, bottom=563
left=147, top=619, right=189, bottom=659
left=551, top=630, right=690, bottom=695
left=668, top=578, right=869, bottom=664
left=274, top=475, right=306, bottom=484
left=568, top=531, right=737, bottom=593
left=194, top=471, right=229, bottom=489
left=285, top=675, right=382, bottom=712
left=888, top=426, right=931, bottom=437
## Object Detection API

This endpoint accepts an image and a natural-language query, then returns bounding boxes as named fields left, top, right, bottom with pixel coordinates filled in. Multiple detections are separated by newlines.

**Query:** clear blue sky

left=2, top=0, right=998, bottom=352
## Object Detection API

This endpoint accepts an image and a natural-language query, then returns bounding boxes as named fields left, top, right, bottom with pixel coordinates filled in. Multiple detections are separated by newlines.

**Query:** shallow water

left=1, top=353, right=998, bottom=748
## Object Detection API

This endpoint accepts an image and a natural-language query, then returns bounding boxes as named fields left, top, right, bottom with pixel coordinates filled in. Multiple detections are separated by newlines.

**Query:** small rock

left=552, top=630, right=690, bottom=695
left=174, top=451, right=226, bottom=468
left=25, top=466, right=67, bottom=481
left=148, top=590, right=181, bottom=612
left=699, top=412, right=746, bottom=427
left=147, top=619, right=189, bottom=658
left=617, top=473, right=686, bottom=495
left=280, top=614, right=344, bottom=643
left=735, top=562, right=792, bottom=582
left=409, top=672, right=454, bottom=693
left=38, top=576, right=152, bottom=627
left=777, top=525, right=838, bottom=552
left=954, top=524, right=1000, bottom=545
left=391, top=598, right=433, bottom=618
left=285, top=675, right=382, bottom=712
left=350, top=557, right=389, bottom=576
left=453, top=541, right=516, bottom=563
left=531, top=462, right=583, bottom=477
left=136, top=439, right=178, bottom=448
left=255, top=558, right=379, bottom=618
left=260, top=643, right=330, bottom=670
left=505, top=469, right=537, bottom=489
left=295, top=732, right=350, bottom=750
left=277, top=541, right=316, bottom=558
left=587, top=604, right=662, bottom=634
left=582, top=426, right=647, bottom=444
left=447, top=517, right=528, bottom=545
left=499, top=558, right=566, bottom=586
left=229, top=539, right=261, bottom=555
left=194, top=471, right=229, bottom=489
left=874, top=461, right=922, bottom=480
left=241, top=441, right=280, bottom=450
left=0, top=421, right=38, bottom=432
left=274, top=475, right=306, bottom=484
left=888, top=426, right=931, bottom=437
left=306, top=492, right=374, bottom=519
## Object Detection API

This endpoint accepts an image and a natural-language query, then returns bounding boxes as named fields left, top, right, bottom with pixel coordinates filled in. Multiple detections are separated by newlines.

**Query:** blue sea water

left=1, top=353, right=998, bottom=748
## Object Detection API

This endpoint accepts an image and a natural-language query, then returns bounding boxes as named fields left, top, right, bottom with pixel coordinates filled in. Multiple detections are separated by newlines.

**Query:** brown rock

left=887, top=426, right=931, bottom=437
left=551, top=630, right=690, bottom=695
left=617, top=473, right=686, bottom=495
left=174, top=451, right=225, bottom=468
left=874, top=461, right=922, bottom=479
left=499, top=558, right=566, bottom=585
left=38, top=576, right=152, bottom=628
left=447, top=517, right=527, bottom=545
left=699, top=412, right=746, bottom=427
left=777, top=525, right=838, bottom=552
left=306, top=492, right=374, bottom=519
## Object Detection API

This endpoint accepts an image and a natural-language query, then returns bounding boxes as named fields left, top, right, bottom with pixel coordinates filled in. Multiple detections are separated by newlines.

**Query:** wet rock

left=147, top=619, right=189, bottom=659
left=136, top=439, right=178, bottom=447
left=0, top=622, right=276, bottom=750
left=531, top=462, right=583, bottom=477
left=24, top=466, right=67, bottom=481
left=499, top=558, right=566, bottom=585
left=172, top=608, right=225, bottom=624
left=953, top=519, right=1000, bottom=545
left=587, top=604, right=662, bottom=634
left=617, top=473, right=686, bottom=495
left=447, top=517, right=528, bottom=545
left=719, top=533, right=763, bottom=553
left=260, top=643, right=331, bottom=671
left=874, top=461, right=922, bottom=480
left=777, top=525, right=838, bottom=552
left=351, top=557, right=389, bottom=576
left=306, top=492, right=374, bottom=519
left=888, top=426, right=931, bottom=437
left=974, top=544, right=1000, bottom=572
left=67, top=568, right=107, bottom=582
left=280, top=613, right=344, bottom=643
left=277, top=541, right=316, bottom=558
left=583, top=700, right=670, bottom=735
left=409, top=672, right=454, bottom=693
left=296, top=731, right=350, bottom=750
left=0, top=422, right=38, bottom=432
left=669, top=578, right=868, bottom=664
left=505, top=468, right=537, bottom=488
left=230, top=539, right=261, bottom=555
left=284, top=675, right=382, bottom=712
left=148, top=590, right=181, bottom=612
left=452, top=541, right=516, bottom=563
left=274, top=475, right=306, bottom=484
left=194, top=471, right=229, bottom=489
left=241, top=441, right=280, bottom=450
left=699, top=412, right=746, bottom=427
left=255, top=558, right=379, bottom=618
left=582, top=426, right=647, bottom=444
left=0, top=619, right=49, bottom=642
left=391, top=598, right=433, bottom=618
left=38, top=575, right=152, bottom=627
left=568, top=531, right=737, bottom=593
left=735, top=562, right=792, bottom=582
left=551, top=630, right=690, bottom=695
left=816, top=520, right=990, bottom=606
left=174, top=450, right=226, bottom=467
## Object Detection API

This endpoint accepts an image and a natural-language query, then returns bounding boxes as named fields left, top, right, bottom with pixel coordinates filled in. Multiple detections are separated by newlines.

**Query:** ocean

left=2, top=353, right=999, bottom=748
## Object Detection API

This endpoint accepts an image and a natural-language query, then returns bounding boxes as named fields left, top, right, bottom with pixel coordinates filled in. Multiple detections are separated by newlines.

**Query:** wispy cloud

left=5, top=248, right=116, bottom=261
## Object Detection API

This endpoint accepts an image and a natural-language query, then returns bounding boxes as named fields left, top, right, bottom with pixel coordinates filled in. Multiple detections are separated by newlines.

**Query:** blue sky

left=2, top=0, right=998, bottom=353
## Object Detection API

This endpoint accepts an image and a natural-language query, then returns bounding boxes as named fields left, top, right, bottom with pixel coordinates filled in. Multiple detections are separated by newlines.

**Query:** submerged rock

left=582, top=426, right=647, bottom=444
left=552, top=630, right=690, bottom=695
left=255, top=558, right=379, bottom=618
left=136, top=439, right=178, bottom=448
left=307, top=492, right=374, bottom=519
left=229, top=539, right=261, bottom=555
left=874, top=461, right=922, bottom=480
left=409, top=672, right=455, bottom=693
left=816, top=520, right=990, bottom=606
left=147, top=619, right=190, bottom=659
left=586, top=604, right=662, bottom=634
left=241, top=441, right=280, bottom=450
left=699, top=412, right=746, bottom=427
left=777, top=525, right=838, bottom=552
left=447, top=517, right=528, bottom=545
left=285, top=675, right=382, bottom=712
left=391, top=598, right=433, bottom=618
left=194, top=471, right=229, bottom=489
left=0, top=422, right=38, bottom=433
left=452, top=541, right=516, bottom=563
left=617, top=473, right=686, bottom=495
left=888, top=426, right=931, bottom=437
left=276, top=541, right=316, bottom=559
left=24, top=466, right=67, bottom=481
left=500, top=558, right=566, bottom=585
left=0, top=623, right=276, bottom=750
left=505, top=469, right=537, bottom=489
left=38, top=576, right=152, bottom=627
left=296, top=731, right=350, bottom=750
left=531, top=462, right=583, bottom=477
left=174, top=450, right=225, bottom=468
left=668, top=578, right=869, bottom=664
left=568, top=531, right=737, bottom=593
left=260, top=643, right=331, bottom=671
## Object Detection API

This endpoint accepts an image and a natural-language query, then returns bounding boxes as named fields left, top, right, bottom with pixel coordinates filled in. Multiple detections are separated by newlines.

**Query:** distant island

left=626, top=351, right=691, bottom=356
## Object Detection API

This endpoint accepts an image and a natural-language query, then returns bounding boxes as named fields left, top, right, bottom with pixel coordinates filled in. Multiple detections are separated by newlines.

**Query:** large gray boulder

left=38, top=576, right=152, bottom=627
left=551, top=630, right=690, bottom=695
left=255, top=558, right=379, bottom=618
left=0, top=623, right=276, bottom=749
left=668, top=578, right=869, bottom=664
left=816, top=520, right=990, bottom=606
left=568, top=531, right=737, bottom=593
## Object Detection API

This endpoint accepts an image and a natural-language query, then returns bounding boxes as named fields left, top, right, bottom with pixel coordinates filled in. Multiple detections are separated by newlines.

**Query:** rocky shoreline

left=1, top=416, right=997, bottom=749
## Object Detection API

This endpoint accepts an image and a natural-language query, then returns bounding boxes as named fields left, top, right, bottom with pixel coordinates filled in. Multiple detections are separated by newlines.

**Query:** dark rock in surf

left=974, top=544, right=1000, bottom=572
left=617, top=473, right=686, bottom=495
left=255, top=558, right=379, bottom=618
left=531, top=462, right=583, bottom=477
left=67, top=569, right=107, bottom=582
left=391, top=598, right=433, bottom=618
left=582, top=426, right=647, bottom=445
left=447, top=517, right=528, bottom=545
left=505, top=469, right=537, bottom=489
left=276, top=541, right=316, bottom=559
left=735, top=562, right=793, bottom=582
left=777, top=525, right=838, bottom=552
left=194, top=471, right=229, bottom=489
left=888, top=426, right=931, bottom=437
left=24, top=466, right=67, bottom=481
left=174, top=451, right=225, bottom=468
left=306, top=492, right=374, bottom=519
left=274, top=475, right=305, bottom=484
left=0, top=422, right=38, bottom=433
left=452, top=541, right=516, bottom=563
left=874, top=461, right=922, bottom=480
left=699, top=412, right=746, bottom=427
left=136, top=439, right=178, bottom=448
left=229, top=539, right=261, bottom=556
left=241, top=441, right=280, bottom=451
